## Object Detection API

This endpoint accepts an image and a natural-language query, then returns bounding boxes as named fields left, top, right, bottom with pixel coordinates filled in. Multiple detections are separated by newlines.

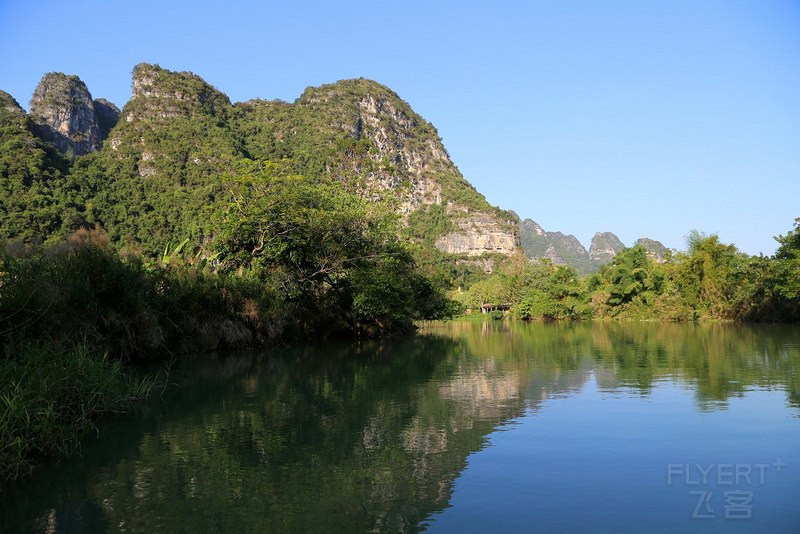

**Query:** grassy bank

left=0, top=236, right=287, bottom=488
left=0, top=340, right=154, bottom=488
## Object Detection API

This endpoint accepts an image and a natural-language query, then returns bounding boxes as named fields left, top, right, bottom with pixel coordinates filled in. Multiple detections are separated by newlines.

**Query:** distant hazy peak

left=634, top=238, right=669, bottom=262
left=589, top=232, right=625, bottom=262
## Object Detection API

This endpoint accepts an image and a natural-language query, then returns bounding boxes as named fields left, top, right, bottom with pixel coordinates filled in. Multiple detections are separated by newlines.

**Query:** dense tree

left=770, top=219, right=800, bottom=320
left=213, top=160, right=455, bottom=336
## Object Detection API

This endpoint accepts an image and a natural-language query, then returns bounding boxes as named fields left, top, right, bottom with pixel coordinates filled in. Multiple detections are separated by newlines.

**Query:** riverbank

left=0, top=237, right=288, bottom=489
left=0, top=227, right=454, bottom=489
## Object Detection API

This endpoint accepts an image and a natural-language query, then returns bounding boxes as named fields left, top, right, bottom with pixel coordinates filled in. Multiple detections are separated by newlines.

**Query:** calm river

left=2, top=321, right=799, bottom=533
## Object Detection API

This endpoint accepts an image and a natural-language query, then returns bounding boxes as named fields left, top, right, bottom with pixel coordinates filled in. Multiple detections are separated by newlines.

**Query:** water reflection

left=427, top=321, right=800, bottom=411
left=2, top=322, right=798, bottom=533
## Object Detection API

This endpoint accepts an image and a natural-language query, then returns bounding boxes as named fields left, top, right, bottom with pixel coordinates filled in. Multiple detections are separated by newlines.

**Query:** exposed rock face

left=589, top=232, right=625, bottom=263
left=295, top=79, right=464, bottom=213
left=522, top=218, right=546, bottom=237
left=546, top=232, right=591, bottom=264
left=29, top=73, right=104, bottom=155
left=435, top=215, right=518, bottom=256
left=113, top=64, right=239, bottom=178
left=271, top=77, right=519, bottom=256
left=634, top=237, right=669, bottom=262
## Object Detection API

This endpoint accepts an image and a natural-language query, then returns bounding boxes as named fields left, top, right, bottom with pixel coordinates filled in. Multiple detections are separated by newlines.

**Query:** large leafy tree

left=671, top=231, right=746, bottom=319
left=213, top=160, right=454, bottom=336
left=772, top=218, right=800, bottom=320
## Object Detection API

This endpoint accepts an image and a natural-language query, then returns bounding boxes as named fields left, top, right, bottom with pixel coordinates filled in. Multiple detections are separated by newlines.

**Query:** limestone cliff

left=293, top=80, right=452, bottom=214
left=29, top=73, right=107, bottom=156
left=435, top=215, right=518, bottom=256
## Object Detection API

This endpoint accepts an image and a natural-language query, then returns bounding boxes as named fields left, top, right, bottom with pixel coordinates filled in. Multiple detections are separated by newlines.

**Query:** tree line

left=452, top=222, right=800, bottom=323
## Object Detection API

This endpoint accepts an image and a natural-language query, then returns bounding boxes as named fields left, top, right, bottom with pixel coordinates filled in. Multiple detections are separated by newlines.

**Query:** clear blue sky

left=1, top=0, right=798, bottom=255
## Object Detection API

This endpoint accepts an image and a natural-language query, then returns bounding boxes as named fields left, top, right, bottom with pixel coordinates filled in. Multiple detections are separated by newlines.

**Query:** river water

left=2, top=320, right=799, bottom=533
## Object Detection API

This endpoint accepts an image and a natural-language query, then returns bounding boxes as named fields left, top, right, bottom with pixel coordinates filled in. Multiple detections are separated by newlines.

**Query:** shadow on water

left=2, top=321, right=799, bottom=532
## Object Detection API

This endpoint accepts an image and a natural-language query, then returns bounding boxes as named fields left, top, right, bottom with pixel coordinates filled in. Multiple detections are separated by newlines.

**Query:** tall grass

left=0, top=233, right=289, bottom=488
left=0, top=340, right=154, bottom=487
left=0, top=234, right=287, bottom=362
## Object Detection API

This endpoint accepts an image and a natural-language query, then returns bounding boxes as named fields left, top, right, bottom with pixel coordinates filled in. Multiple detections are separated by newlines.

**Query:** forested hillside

left=1, top=64, right=518, bottom=260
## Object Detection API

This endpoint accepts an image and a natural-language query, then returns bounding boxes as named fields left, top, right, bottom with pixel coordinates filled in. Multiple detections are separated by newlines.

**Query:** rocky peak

left=29, top=73, right=103, bottom=155
left=0, top=91, right=36, bottom=148
left=114, top=64, right=239, bottom=177
left=520, top=218, right=546, bottom=236
left=296, top=78, right=453, bottom=213
left=294, top=78, right=519, bottom=256
left=634, top=238, right=669, bottom=262
left=125, top=63, right=232, bottom=122
left=589, top=232, right=625, bottom=262
left=519, top=219, right=592, bottom=271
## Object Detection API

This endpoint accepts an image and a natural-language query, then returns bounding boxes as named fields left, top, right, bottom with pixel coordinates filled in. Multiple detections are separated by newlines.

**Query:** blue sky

left=1, top=0, right=798, bottom=255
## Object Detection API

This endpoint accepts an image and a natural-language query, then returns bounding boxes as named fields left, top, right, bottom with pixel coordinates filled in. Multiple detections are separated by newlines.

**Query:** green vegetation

left=0, top=90, right=75, bottom=243
left=1, top=62, right=798, bottom=491
left=0, top=228, right=283, bottom=486
left=458, top=223, right=800, bottom=323
left=0, top=340, right=153, bottom=485
left=212, top=159, right=455, bottom=337
left=1, top=154, right=457, bottom=486
left=0, top=65, right=511, bottom=257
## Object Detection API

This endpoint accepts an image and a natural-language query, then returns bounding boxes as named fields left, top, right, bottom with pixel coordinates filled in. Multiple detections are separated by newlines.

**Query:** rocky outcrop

left=435, top=215, right=518, bottom=256
left=589, top=232, right=625, bottom=263
left=124, top=63, right=232, bottom=124
left=29, top=73, right=107, bottom=155
left=110, top=64, right=240, bottom=178
left=294, top=79, right=457, bottom=212
left=634, top=238, right=669, bottom=262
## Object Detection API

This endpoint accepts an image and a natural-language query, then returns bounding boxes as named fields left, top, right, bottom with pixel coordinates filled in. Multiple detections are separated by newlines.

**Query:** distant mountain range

left=516, top=217, right=669, bottom=274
